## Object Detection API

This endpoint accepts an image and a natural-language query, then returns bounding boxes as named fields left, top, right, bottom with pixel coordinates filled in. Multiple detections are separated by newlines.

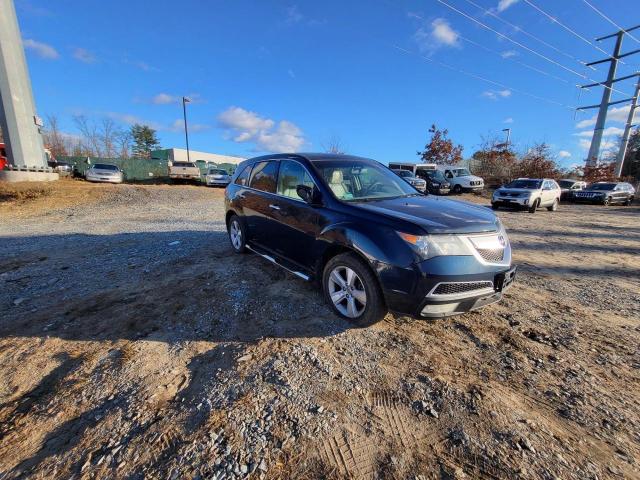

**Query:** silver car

left=492, top=178, right=561, bottom=213
left=85, top=163, right=124, bottom=184
left=205, top=167, right=231, bottom=187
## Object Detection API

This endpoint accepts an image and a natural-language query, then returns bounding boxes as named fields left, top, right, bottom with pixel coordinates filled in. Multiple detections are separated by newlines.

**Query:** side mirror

left=296, top=185, right=319, bottom=205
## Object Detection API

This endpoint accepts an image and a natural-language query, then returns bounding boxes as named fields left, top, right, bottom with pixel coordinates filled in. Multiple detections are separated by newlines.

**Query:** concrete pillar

left=0, top=0, right=47, bottom=169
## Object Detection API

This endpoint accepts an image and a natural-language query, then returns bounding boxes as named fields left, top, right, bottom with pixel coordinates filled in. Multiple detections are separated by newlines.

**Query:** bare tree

left=322, top=135, right=347, bottom=154
left=74, top=115, right=101, bottom=157
left=73, top=115, right=128, bottom=158
left=43, top=115, right=69, bottom=159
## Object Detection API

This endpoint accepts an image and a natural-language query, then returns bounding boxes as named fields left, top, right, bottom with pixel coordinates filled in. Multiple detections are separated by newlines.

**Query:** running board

left=246, top=245, right=310, bottom=281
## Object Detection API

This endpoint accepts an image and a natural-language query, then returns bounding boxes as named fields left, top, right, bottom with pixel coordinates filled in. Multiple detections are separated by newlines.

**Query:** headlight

left=397, top=232, right=471, bottom=259
left=432, top=182, right=440, bottom=187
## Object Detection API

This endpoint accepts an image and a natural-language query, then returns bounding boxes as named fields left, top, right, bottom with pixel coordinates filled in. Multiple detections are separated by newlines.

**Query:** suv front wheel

left=322, top=253, right=386, bottom=327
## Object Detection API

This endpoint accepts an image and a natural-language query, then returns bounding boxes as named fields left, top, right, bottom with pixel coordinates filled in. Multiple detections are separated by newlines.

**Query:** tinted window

left=558, top=180, right=574, bottom=188
left=234, top=165, right=252, bottom=186
left=249, top=161, right=278, bottom=193
left=277, top=160, right=316, bottom=200
left=590, top=183, right=616, bottom=191
left=93, top=164, right=119, bottom=171
left=173, top=162, right=197, bottom=168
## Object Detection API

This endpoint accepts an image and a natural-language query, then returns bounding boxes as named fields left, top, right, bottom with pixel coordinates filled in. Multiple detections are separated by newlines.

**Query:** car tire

left=547, top=199, right=559, bottom=212
left=227, top=215, right=247, bottom=254
left=453, top=184, right=463, bottom=195
left=322, top=252, right=387, bottom=327
left=624, top=196, right=633, bottom=206
left=528, top=199, right=539, bottom=213
left=603, top=197, right=611, bottom=206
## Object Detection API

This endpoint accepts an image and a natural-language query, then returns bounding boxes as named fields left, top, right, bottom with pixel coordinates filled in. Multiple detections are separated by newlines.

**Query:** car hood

left=354, top=195, right=499, bottom=234
left=454, top=175, right=483, bottom=182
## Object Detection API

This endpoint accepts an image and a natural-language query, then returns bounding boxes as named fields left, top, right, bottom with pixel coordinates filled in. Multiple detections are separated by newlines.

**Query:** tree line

left=43, top=115, right=161, bottom=160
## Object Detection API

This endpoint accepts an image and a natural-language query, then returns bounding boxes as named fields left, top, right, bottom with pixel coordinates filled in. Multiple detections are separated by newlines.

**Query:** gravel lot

left=0, top=180, right=639, bottom=479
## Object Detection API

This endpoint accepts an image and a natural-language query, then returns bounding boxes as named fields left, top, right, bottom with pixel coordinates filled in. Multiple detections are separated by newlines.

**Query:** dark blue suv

left=225, top=154, right=516, bottom=326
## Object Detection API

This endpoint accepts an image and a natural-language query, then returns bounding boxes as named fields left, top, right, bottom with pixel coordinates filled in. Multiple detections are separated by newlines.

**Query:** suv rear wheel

left=228, top=215, right=247, bottom=253
left=322, top=253, right=386, bottom=327
left=547, top=199, right=559, bottom=212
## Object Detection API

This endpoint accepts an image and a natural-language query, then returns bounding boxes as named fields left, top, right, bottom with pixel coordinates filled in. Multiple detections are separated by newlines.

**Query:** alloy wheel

left=230, top=220, right=242, bottom=249
left=327, top=266, right=367, bottom=318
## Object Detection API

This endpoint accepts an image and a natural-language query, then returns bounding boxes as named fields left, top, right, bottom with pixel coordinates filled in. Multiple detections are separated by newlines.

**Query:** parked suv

left=391, top=169, right=427, bottom=192
left=421, top=170, right=451, bottom=195
left=573, top=182, right=635, bottom=206
left=492, top=178, right=560, bottom=213
left=558, top=179, right=587, bottom=201
left=225, top=153, right=515, bottom=325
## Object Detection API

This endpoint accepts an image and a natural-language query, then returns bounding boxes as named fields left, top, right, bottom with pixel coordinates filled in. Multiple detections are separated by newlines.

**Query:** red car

left=0, top=143, right=7, bottom=170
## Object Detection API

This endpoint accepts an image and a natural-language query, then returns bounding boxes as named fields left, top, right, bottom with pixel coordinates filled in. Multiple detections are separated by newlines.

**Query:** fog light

left=421, top=302, right=459, bottom=316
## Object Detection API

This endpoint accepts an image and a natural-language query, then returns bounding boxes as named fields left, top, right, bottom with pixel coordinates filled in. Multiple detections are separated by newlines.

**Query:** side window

left=234, top=165, right=252, bottom=186
left=249, top=161, right=279, bottom=193
left=445, top=170, right=453, bottom=179
left=277, top=160, right=315, bottom=200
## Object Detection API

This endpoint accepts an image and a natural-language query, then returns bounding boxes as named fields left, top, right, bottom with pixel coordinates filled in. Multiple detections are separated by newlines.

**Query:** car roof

left=245, top=152, right=377, bottom=164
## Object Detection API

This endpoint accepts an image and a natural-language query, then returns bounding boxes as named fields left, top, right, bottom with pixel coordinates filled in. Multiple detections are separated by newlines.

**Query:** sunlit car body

left=85, top=163, right=123, bottom=183
left=391, top=169, right=427, bottom=192
left=205, top=167, right=232, bottom=187
left=438, top=166, right=484, bottom=194
left=225, top=153, right=515, bottom=324
left=492, top=178, right=560, bottom=213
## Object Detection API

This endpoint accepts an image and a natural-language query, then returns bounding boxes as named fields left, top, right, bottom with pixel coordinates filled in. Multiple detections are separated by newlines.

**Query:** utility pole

left=614, top=76, right=639, bottom=177
left=182, top=96, right=191, bottom=163
left=578, top=25, right=640, bottom=168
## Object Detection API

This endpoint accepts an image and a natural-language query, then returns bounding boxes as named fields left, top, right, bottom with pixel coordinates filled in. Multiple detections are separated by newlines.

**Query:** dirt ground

left=0, top=179, right=638, bottom=480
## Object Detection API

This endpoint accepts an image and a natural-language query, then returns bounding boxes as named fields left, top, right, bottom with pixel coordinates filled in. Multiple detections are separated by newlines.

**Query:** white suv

left=438, top=166, right=484, bottom=194
left=492, top=178, right=561, bottom=213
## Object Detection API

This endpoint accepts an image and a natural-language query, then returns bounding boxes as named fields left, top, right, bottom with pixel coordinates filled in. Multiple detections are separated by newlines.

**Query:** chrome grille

left=432, top=281, right=493, bottom=296
left=476, top=248, right=504, bottom=263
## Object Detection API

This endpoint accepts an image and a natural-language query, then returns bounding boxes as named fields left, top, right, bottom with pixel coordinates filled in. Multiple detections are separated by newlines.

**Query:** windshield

left=393, top=170, right=413, bottom=178
left=93, top=164, right=119, bottom=171
left=451, top=168, right=471, bottom=177
left=558, top=180, right=575, bottom=188
left=424, top=170, right=447, bottom=182
left=590, top=183, right=616, bottom=191
left=173, top=162, right=197, bottom=168
left=208, top=169, right=227, bottom=175
left=313, top=159, right=419, bottom=202
left=505, top=179, right=542, bottom=189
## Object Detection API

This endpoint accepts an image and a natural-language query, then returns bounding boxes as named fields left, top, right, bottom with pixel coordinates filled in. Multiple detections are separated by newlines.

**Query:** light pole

left=182, top=96, right=191, bottom=163
left=501, top=128, right=511, bottom=150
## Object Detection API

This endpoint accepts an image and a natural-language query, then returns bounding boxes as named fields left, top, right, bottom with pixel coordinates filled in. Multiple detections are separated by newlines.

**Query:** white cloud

left=573, top=126, right=624, bottom=138
left=217, top=106, right=305, bottom=153
left=73, top=48, right=96, bottom=63
left=497, top=0, right=519, bottom=12
left=23, top=39, right=59, bottom=59
left=558, top=150, right=571, bottom=158
left=575, top=105, right=633, bottom=129
left=578, top=138, right=616, bottom=151
left=168, top=119, right=210, bottom=133
left=150, top=93, right=203, bottom=105
left=285, top=5, right=303, bottom=24
left=482, top=89, right=512, bottom=100
left=415, top=18, right=460, bottom=53
left=501, top=50, right=518, bottom=58
left=503, top=117, right=514, bottom=124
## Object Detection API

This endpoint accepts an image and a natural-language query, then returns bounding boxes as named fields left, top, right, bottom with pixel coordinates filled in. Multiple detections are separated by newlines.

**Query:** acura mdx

left=225, top=154, right=515, bottom=326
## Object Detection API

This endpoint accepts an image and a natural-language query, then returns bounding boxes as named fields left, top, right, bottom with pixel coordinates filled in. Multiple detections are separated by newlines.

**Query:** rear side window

left=249, top=161, right=279, bottom=193
left=234, top=165, right=252, bottom=186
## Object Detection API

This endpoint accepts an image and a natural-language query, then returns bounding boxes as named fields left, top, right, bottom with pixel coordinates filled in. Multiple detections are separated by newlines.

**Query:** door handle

left=269, top=204, right=281, bottom=210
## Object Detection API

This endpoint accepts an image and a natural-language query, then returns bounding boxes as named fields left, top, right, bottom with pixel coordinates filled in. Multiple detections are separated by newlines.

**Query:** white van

left=437, top=166, right=484, bottom=194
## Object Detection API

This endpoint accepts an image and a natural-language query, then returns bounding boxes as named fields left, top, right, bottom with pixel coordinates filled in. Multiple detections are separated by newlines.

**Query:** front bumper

left=86, top=174, right=122, bottom=183
left=207, top=179, right=231, bottom=186
left=573, top=195, right=606, bottom=204
left=492, top=196, right=531, bottom=207
left=379, top=255, right=515, bottom=318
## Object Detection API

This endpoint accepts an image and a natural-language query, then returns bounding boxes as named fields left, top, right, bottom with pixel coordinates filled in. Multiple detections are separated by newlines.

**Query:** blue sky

left=15, top=0, right=640, bottom=167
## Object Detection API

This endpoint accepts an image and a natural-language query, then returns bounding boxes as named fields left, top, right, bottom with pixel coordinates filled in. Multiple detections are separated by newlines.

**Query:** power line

left=580, top=0, right=640, bottom=44
left=461, top=0, right=592, bottom=68
left=390, top=44, right=575, bottom=110
left=522, top=0, right=625, bottom=63
left=435, top=0, right=632, bottom=97
left=407, top=9, right=576, bottom=87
